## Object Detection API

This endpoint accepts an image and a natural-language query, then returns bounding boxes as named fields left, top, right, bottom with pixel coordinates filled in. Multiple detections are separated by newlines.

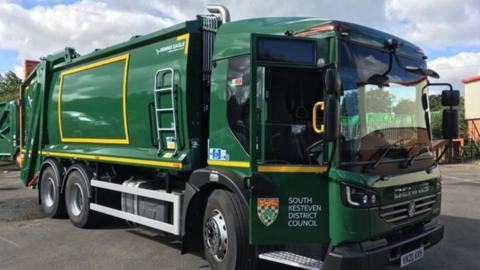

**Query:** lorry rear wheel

left=203, top=190, right=252, bottom=270
left=65, top=169, right=99, bottom=228
left=40, top=166, right=66, bottom=218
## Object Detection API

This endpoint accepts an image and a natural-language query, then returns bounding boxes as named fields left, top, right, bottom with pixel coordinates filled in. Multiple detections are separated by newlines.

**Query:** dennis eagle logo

left=257, top=198, right=279, bottom=227
left=408, top=200, right=416, bottom=217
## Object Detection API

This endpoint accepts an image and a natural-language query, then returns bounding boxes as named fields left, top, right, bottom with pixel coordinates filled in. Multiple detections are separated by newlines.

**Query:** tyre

left=40, top=166, right=66, bottom=218
left=203, top=190, right=254, bottom=270
left=64, top=166, right=100, bottom=228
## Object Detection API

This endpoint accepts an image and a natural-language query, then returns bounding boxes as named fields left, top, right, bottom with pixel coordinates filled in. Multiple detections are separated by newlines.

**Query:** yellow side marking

left=61, top=54, right=129, bottom=76
left=58, top=54, right=130, bottom=145
left=57, top=74, right=65, bottom=142
left=122, top=54, right=130, bottom=143
left=207, top=160, right=250, bottom=168
left=40, top=151, right=182, bottom=169
left=257, top=165, right=328, bottom=173
left=177, top=33, right=190, bottom=55
left=59, top=138, right=129, bottom=144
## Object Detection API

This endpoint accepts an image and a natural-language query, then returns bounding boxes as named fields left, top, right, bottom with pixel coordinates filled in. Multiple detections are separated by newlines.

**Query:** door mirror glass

left=325, top=68, right=341, bottom=96
left=442, top=109, right=459, bottom=139
left=325, top=95, right=339, bottom=141
left=441, top=90, right=460, bottom=107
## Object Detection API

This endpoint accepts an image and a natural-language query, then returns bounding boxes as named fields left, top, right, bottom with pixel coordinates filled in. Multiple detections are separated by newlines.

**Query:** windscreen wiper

left=367, top=138, right=405, bottom=171
left=404, top=143, right=431, bottom=168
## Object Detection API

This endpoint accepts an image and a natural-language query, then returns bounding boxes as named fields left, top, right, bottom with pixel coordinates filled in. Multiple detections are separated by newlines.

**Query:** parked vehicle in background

left=18, top=5, right=459, bottom=270
left=0, top=100, right=18, bottom=161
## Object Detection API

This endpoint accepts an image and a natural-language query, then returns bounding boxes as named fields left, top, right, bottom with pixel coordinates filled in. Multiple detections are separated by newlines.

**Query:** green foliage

left=393, top=99, right=416, bottom=115
left=365, top=88, right=393, bottom=113
left=0, top=71, right=22, bottom=102
left=430, top=110, right=442, bottom=139
left=428, top=94, right=442, bottom=111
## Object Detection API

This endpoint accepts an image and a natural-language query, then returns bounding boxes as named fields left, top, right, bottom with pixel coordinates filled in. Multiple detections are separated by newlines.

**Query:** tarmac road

left=1, top=162, right=479, bottom=270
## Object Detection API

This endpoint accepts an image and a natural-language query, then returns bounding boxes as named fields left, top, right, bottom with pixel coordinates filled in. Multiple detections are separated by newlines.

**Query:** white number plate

left=401, top=247, right=424, bottom=267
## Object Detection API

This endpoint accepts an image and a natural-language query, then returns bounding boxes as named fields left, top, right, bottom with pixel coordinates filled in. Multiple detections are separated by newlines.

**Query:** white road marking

left=0, top=236, right=20, bottom=248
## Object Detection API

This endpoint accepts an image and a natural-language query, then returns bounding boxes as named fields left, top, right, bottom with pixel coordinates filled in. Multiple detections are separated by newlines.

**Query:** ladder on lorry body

left=154, top=68, right=178, bottom=155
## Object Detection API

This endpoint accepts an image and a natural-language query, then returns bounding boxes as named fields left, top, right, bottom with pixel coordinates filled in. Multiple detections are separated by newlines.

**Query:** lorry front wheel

left=65, top=168, right=99, bottom=228
left=203, top=190, right=253, bottom=270
left=40, top=166, right=65, bottom=218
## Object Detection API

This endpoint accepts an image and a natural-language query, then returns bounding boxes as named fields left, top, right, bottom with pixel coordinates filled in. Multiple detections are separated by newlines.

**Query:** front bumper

left=323, top=221, right=444, bottom=270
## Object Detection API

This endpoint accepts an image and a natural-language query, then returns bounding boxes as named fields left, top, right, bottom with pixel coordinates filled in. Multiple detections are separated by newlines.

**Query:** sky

left=1, top=0, right=480, bottom=93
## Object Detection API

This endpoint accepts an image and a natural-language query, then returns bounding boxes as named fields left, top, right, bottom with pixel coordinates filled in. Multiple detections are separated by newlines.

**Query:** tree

left=365, top=87, right=393, bottom=113
left=393, top=99, right=417, bottom=115
left=0, top=71, right=22, bottom=103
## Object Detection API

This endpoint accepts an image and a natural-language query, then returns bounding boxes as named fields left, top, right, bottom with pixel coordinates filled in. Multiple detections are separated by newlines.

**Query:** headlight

left=341, top=183, right=379, bottom=208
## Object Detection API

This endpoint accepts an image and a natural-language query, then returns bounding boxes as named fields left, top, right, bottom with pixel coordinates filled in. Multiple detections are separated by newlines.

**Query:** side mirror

left=325, top=95, right=339, bottom=141
left=442, top=109, right=459, bottom=139
left=325, top=68, right=341, bottom=96
left=421, top=93, right=428, bottom=110
left=441, top=90, right=460, bottom=107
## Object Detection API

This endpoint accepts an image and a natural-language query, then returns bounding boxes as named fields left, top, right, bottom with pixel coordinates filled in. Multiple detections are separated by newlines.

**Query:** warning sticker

left=209, top=148, right=230, bottom=160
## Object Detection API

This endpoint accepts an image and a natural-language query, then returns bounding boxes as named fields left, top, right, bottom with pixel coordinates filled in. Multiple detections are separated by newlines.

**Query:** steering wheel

left=305, top=139, right=325, bottom=164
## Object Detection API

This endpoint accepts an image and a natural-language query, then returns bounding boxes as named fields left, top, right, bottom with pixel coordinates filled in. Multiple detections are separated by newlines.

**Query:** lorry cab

left=204, top=17, right=443, bottom=270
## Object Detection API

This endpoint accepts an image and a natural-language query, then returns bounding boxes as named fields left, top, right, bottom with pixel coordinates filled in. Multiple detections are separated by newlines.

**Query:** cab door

left=249, top=35, right=330, bottom=245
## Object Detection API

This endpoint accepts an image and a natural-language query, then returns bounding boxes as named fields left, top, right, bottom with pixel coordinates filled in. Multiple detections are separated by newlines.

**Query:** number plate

left=401, top=247, right=424, bottom=267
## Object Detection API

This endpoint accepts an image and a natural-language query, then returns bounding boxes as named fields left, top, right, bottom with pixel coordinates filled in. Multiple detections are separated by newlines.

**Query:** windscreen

left=338, top=41, right=433, bottom=169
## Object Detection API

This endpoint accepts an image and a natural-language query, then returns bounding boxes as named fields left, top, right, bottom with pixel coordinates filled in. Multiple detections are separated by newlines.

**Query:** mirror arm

left=424, top=82, right=454, bottom=91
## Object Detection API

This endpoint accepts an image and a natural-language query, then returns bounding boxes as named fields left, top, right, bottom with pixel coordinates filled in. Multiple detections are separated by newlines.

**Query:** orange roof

left=463, top=75, right=480, bottom=84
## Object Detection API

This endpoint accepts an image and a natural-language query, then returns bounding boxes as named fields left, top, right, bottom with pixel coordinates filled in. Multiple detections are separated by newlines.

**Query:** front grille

left=380, top=193, right=439, bottom=223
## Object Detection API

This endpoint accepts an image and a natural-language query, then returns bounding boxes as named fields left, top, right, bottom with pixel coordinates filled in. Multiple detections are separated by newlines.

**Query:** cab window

left=226, top=55, right=251, bottom=153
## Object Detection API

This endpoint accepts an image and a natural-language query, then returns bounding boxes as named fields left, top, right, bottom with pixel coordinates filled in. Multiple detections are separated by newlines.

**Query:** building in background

left=23, top=60, right=39, bottom=80
left=463, top=75, right=480, bottom=142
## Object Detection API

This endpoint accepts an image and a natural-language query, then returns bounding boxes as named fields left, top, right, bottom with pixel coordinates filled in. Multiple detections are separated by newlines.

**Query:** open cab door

left=248, top=34, right=331, bottom=246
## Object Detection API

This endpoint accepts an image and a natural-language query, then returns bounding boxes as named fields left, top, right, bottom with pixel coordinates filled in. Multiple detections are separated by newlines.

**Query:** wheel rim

left=42, top=177, right=56, bottom=208
left=204, top=209, right=228, bottom=262
left=69, top=183, right=84, bottom=217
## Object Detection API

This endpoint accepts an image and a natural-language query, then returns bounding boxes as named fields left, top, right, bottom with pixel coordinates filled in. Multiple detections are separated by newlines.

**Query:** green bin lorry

left=19, top=5, right=456, bottom=270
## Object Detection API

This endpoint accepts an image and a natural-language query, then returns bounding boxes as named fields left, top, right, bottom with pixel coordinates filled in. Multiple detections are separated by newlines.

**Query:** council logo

left=257, top=198, right=279, bottom=227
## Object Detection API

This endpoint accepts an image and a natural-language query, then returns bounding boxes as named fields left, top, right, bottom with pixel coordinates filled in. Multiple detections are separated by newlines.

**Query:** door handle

left=312, top=101, right=325, bottom=134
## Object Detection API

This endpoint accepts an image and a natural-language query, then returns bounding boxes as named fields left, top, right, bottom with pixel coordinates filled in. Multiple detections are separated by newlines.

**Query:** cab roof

left=213, top=17, right=425, bottom=61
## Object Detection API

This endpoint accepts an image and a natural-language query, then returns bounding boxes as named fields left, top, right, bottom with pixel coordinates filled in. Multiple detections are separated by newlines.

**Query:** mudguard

left=181, top=168, right=250, bottom=252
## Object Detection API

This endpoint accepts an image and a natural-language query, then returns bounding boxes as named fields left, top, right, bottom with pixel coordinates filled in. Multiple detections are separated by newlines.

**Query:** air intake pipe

left=207, top=4, right=231, bottom=23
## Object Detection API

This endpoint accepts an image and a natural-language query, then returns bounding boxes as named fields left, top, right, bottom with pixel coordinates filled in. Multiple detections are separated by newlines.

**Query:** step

left=156, top=108, right=174, bottom=112
left=157, top=128, right=175, bottom=131
left=258, top=251, right=323, bottom=270
left=155, top=87, right=173, bottom=93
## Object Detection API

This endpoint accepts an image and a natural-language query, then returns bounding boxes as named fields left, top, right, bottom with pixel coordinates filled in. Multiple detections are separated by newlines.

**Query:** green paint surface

left=61, top=60, right=126, bottom=140
left=250, top=172, right=330, bottom=244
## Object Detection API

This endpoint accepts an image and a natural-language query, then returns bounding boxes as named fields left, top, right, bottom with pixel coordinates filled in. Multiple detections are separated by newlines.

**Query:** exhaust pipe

left=207, top=4, right=231, bottom=23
